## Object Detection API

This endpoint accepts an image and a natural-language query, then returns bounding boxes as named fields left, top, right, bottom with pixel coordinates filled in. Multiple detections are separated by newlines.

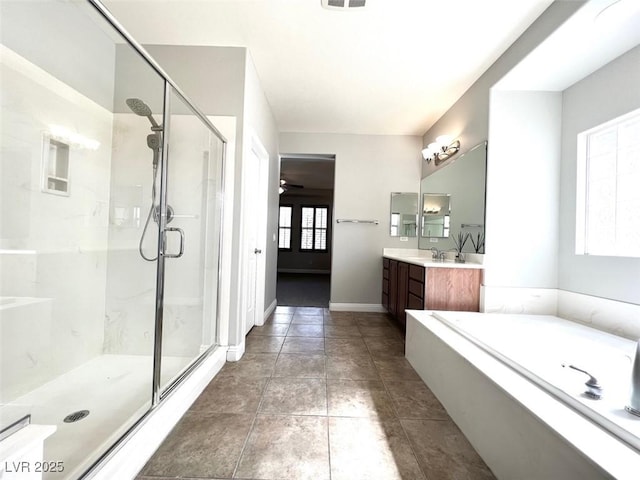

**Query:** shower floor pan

left=3, top=354, right=192, bottom=480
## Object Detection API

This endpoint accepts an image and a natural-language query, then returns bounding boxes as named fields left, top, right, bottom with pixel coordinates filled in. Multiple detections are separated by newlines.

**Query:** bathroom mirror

left=418, top=142, right=487, bottom=252
left=390, top=192, right=418, bottom=237
left=421, top=194, right=450, bottom=238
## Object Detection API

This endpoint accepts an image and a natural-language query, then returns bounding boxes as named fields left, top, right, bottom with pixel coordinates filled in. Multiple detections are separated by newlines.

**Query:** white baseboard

left=329, top=303, right=386, bottom=312
left=226, top=342, right=245, bottom=362
left=90, top=347, right=227, bottom=480
left=278, top=268, right=331, bottom=274
left=264, top=299, right=277, bottom=320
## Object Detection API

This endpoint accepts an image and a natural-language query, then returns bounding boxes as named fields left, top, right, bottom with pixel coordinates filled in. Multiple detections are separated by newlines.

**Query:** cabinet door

left=425, top=268, right=481, bottom=311
left=389, top=260, right=398, bottom=316
left=382, top=264, right=390, bottom=311
left=397, top=261, right=409, bottom=329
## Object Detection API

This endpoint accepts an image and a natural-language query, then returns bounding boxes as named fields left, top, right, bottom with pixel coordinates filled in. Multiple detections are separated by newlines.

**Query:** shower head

left=126, top=98, right=160, bottom=129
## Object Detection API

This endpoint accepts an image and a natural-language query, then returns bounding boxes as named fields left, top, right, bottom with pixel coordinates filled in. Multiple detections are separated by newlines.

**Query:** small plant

left=469, top=232, right=485, bottom=254
left=452, top=232, right=470, bottom=253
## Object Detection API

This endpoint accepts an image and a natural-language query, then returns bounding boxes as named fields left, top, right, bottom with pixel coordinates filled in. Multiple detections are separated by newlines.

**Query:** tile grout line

left=375, top=324, right=431, bottom=480
left=323, top=332, right=333, bottom=480
left=229, top=330, right=281, bottom=480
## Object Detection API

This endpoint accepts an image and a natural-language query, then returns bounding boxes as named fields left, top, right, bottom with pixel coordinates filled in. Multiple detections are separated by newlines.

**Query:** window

left=278, top=205, right=292, bottom=250
left=576, top=107, right=640, bottom=257
left=301, top=206, right=328, bottom=251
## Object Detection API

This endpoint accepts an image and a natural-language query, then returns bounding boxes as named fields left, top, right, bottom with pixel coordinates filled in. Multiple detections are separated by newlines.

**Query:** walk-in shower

left=0, top=1, right=226, bottom=478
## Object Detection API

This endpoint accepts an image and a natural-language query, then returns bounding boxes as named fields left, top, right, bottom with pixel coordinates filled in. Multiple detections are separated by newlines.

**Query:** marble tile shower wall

left=0, top=47, right=112, bottom=400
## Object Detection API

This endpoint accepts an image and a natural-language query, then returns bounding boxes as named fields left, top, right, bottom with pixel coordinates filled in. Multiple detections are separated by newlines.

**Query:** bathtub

left=406, top=310, right=640, bottom=480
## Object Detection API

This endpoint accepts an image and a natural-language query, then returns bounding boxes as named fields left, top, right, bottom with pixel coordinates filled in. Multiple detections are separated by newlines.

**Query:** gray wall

left=243, top=52, right=280, bottom=317
left=279, top=133, right=422, bottom=306
left=559, top=45, right=640, bottom=304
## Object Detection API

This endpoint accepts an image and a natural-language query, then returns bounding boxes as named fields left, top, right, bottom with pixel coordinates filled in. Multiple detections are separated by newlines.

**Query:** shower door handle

left=163, top=227, right=185, bottom=258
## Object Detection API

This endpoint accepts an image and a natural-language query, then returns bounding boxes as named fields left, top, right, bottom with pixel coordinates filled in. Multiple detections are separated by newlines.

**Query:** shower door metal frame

left=82, top=0, right=229, bottom=477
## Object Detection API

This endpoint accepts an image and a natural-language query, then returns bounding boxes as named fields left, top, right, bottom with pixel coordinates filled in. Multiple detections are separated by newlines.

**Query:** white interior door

left=242, top=133, right=268, bottom=335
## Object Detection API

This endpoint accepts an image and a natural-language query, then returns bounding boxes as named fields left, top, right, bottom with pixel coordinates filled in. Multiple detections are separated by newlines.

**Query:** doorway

left=277, top=154, right=335, bottom=307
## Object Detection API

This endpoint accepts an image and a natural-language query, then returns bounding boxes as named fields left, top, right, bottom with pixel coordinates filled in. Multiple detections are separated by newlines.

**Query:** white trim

left=90, top=348, right=226, bottom=480
left=226, top=342, right=245, bottom=362
left=278, top=268, right=331, bottom=274
left=329, top=303, right=386, bottom=312
left=239, top=129, right=269, bottom=334
left=264, top=298, right=277, bottom=320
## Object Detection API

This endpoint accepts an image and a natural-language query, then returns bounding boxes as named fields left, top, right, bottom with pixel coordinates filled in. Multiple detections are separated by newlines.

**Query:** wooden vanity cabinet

left=382, top=258, right=482, bottom=329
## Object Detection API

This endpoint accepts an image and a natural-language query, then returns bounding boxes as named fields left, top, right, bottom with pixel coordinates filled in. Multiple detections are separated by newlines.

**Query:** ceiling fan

left=279, top=179, right=304, bottom=194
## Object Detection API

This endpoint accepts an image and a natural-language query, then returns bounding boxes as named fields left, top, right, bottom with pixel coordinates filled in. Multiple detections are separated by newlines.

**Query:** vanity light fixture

left=421, top=135, right=461, bottom=165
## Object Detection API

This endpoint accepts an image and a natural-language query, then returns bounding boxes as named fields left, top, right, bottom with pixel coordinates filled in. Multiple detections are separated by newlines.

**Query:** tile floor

left=136, top=307, right=495, bottom=480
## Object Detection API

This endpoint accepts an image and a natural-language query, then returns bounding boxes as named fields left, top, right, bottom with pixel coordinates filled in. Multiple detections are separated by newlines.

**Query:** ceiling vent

left=321, top=0, right=366, bottom=11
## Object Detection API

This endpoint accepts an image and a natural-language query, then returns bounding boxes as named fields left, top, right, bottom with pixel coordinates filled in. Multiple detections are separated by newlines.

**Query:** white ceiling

left=103, top=0, right=554, bottom=136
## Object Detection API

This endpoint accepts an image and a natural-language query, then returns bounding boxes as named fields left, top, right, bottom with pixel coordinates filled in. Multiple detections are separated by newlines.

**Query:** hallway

left=136, top=307, right=494, bottom=480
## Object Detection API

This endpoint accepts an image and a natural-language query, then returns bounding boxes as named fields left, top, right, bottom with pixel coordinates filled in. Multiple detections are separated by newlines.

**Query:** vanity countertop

left=383, top=248, right=485, bottom=270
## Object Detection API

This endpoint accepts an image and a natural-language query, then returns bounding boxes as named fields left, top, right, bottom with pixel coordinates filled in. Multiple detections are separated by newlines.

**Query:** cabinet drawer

left=408, top=278, right=424, bottom=298
left=408, top=264, right=425, bottom=282
left=383, top=258, right=390, bottom=268
left=383, top=268, right=389, bottom=279
left=407, top=292, right=424, bottom=310
left=382, top=278, right=389, bottom=294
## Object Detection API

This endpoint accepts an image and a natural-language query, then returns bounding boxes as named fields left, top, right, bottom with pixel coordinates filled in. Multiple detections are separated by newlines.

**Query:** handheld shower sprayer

left=126, top=97, right=161, bottom=130
left=126, top=97, right=165, bottom=262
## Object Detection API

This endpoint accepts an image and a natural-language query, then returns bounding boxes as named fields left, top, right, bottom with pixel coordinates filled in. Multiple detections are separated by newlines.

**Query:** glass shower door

left=0, top=1, right=166, bottom=477
left=158, top=87, right=224, bottom=393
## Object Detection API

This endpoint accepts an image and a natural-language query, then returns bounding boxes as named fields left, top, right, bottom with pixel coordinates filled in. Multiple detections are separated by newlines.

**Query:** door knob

left=254, top=248, right=262, bottom=254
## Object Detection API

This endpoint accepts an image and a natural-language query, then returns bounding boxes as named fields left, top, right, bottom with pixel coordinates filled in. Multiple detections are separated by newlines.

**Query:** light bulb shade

left=435, top=134, right=454, bottom=146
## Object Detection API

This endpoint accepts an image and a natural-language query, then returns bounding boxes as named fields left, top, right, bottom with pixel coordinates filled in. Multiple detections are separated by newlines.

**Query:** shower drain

left=63, top=410, right=90, bottom=423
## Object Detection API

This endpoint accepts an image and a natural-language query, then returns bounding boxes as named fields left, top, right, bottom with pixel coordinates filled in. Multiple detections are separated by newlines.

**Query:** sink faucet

left=430, top=247, right=440, bottom=260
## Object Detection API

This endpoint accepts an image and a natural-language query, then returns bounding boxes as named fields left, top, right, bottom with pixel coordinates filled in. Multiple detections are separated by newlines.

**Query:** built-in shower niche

left=42, top=135, right=70, bottom=195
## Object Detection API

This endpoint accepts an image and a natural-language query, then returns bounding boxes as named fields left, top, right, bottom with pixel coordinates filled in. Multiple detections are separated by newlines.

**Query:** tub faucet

left=563, top=364, right=603, bottom=400
left=625, top=339, right=640, bottom=417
